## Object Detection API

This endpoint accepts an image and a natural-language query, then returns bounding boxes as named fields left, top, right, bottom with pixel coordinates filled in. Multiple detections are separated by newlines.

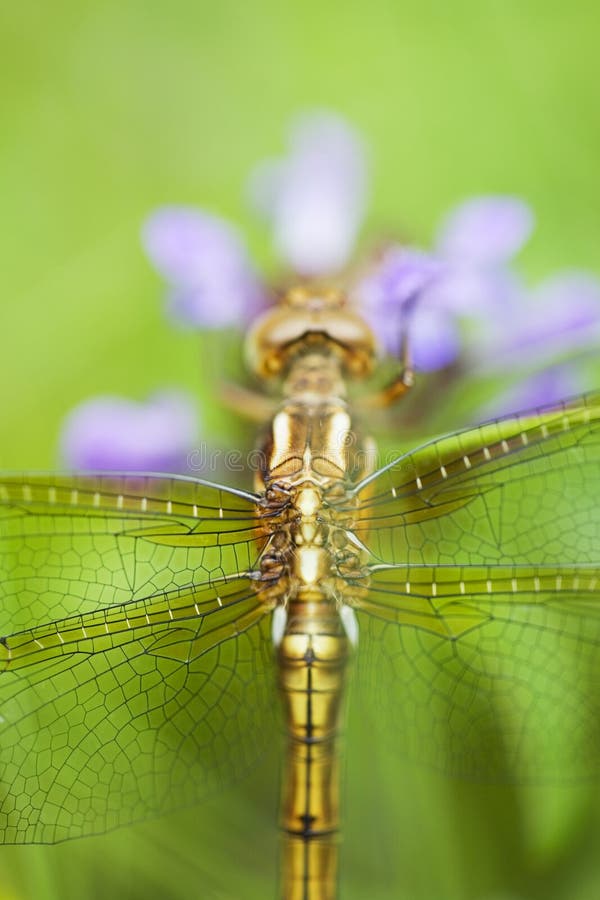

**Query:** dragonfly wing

left=0, top=473, right=278, bottom=842
left=353, top=581, right=600, bottom=781
left=0, top=472, right=267, bottom=632
left=353, top=391, right=600, bottom=567
left=350, top=392, right=600, bottom=780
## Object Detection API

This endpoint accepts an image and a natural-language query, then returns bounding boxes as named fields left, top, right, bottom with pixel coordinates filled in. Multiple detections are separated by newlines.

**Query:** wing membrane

left=354, top=391, right=600, bottom=566
left=0, top=473, right=277, bottom=843
left=353, top=581, right=600, bottom=780
left=0, top=472, right=268, bottom=632
left=350, top=392, right=600, bottom=780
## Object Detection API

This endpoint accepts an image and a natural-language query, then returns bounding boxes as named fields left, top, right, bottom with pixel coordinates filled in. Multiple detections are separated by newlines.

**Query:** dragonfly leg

left=219, top=381, right=277, bottom=421
left=361, top=367, right=415, bottom=408
left=357, top=322, right=415, bottom=409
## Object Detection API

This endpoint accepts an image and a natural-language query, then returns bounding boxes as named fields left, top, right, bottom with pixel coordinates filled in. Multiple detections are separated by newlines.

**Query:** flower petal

left=407, top=305, right=461, bottom=371
left=356, top=246, right=438, bottom=314
left=476, top=271, right=600, bottom=372
left=423, top=265, right=523, bottom=316
left=436, top=196, right=534, bottom=265
left=142, top=207, right=265, bottom=328
left=60, top=391, right=200, bottom=472
left=249, top=111, right=368, bottom=276
left=518, top=271, right=600, bottom=347
left=355, top=246, right=446, bottom=356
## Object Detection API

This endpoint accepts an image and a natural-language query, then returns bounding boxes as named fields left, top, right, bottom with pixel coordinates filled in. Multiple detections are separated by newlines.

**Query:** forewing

left=0, top=472, right=266, bottom=631
left=0, top=473, right=278, bottom=842
left=350, top=393, right=600, bottom=780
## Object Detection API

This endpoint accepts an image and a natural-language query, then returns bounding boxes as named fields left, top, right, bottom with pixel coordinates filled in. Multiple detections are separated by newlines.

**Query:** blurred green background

left=1, top=1, right=600, bottom=899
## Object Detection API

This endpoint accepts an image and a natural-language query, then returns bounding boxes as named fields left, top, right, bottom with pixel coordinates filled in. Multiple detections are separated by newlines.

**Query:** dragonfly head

left=245, top=286, right=380, bottom=380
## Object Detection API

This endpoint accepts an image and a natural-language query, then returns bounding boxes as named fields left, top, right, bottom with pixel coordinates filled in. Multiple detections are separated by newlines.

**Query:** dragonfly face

left=1, top=286, right=600, bottom=900
left=245, top=286, right=379, bottom=380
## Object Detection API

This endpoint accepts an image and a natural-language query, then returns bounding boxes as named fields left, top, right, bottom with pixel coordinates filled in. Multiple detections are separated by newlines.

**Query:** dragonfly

left=0, top=285, right=599, bottom=900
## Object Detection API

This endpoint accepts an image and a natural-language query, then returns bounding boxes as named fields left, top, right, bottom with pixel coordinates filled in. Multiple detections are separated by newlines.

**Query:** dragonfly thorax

left=257, top=477, right=368, bottom=609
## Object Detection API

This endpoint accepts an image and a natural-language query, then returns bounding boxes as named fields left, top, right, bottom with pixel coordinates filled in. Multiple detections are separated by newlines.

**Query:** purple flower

left=60, top=391, right=200, bottom=472
left=357, top=248, right=452, bottom=363
left=404, top=303, right=462, bottom=371
left=436, top=196, right=534, bottom=265
left=248, top=111, right=368, bottom=276
left=142, top=208, right=266, bottom=328
left=469, top=269, right=600, bottom=414
left=355, top=197, right=533, bottom=371
left=476, top=271, right=600, bottom=370
left=112, top=115, right=600, bottom=437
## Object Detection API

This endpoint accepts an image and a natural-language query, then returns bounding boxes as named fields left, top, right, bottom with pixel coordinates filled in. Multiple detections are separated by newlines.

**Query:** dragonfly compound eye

left=245, top=286, right=380, bottom=380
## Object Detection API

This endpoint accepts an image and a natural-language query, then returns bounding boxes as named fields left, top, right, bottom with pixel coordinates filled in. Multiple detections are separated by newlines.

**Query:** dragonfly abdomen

left=277, top=596, right=350, bottom=900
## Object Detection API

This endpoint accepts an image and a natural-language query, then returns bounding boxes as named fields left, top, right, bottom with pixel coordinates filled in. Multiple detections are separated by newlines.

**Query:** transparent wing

left=0, top=473, right=278, bottom=843
left=350, top=392, right=600, bottom=780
